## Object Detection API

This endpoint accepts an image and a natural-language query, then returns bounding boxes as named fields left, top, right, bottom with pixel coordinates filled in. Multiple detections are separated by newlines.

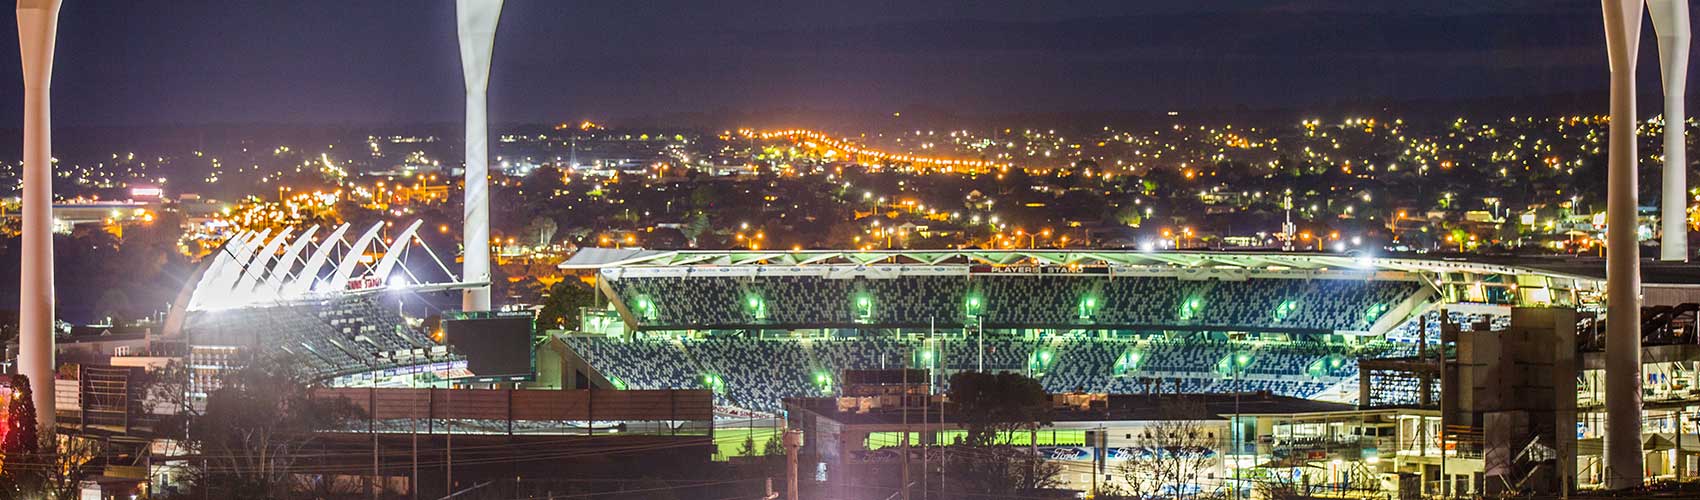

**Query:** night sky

left=0, top=0, right=1660, bottom=127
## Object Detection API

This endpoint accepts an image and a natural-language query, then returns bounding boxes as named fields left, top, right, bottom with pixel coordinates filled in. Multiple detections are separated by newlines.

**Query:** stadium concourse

left=558, top=249, right=1602, bottom=414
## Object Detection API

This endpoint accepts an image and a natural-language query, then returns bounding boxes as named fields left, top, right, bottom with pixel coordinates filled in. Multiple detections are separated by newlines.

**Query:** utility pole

left=412, top=360, right=421, bottom=500
left=902, top=352, right=912, bottom=500
left=1234, top=356, right=1242, bottom=499
left=446, top=383, right=454, bottom=495
left=1439, top=310, right=1450, bottom=498
left=977, top=317, right=984, bottom=372
left=924, top=319, right=932, bottom=500
left=371, top=370, right=380, bottom=500
left=784, top=429, right=804, bottom=500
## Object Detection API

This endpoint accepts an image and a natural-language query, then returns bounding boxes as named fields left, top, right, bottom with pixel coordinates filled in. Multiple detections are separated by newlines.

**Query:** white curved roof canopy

left=288, top=223, right=352, bottom=297
left=187, top=220, right=453, bottom=311
left=231, top=227, right=295, bottom=298
left=257, top=225, right=320, bottom=300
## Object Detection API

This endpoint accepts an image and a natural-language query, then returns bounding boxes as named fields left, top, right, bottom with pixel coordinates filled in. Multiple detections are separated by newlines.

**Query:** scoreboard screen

left=442, top=315, right=535, bottom=381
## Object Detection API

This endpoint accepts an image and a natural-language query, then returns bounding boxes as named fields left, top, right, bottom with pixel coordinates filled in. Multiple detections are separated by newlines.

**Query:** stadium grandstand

left=557, top=249, right=1605, bottom=414
left=162, top=221, right=481, bottom=397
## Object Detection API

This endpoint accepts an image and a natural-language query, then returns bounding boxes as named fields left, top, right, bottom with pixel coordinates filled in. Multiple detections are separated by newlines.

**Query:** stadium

left=556, top=249, right=1603, bottom=415
left=165, top=232, right=1700, bottom=497
left=161, top=235, right=1610, bottom=418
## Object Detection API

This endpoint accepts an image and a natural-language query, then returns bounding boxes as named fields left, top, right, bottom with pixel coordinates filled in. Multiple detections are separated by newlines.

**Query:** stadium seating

left=606, top=274, right=1423, bottom=333
left=561, top=335, right=698, bottom=391
left=1384, top=310, right=1509, bottom=344
left=184, top=293, right=444, bottom=380
left=561, top=334, right=1413, bottom=414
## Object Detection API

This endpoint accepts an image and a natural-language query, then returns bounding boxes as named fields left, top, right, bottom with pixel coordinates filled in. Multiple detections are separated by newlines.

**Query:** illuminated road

left=752, top=129, right=1007, bottom=172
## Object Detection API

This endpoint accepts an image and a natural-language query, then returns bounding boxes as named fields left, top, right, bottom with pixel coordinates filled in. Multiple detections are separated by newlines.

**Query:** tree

left=3, top=375, right=38, bottom=456
left=537, top=279, right=598, bottom=331
left=0, top=434, right=104, bottom=500
left=0, top=374, right=105, bottom=500
left=943, top=372, right=1061, bottom=499
left=737, top=434, right=758, bottom=458
left=183, top=355, right=363, bottom=498
left=682, top=211, right=711, bottom=247
left=945, top=446, right=1065, bottom=499
left=32, top=435, right=104, bottom=500
left=947, top=371, right=1050, bottom=446
left=1116, top=396, right=1217, bottom=499
left=95, top=289, right=132, bottom=322
left=523, top=216, right=559, bottom=247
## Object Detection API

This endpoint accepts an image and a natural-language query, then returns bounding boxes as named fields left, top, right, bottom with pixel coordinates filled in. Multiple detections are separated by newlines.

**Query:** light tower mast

left=1651, top=0, right=1690, bottom=261
left=457, top=0, right=504, bottom=312
left=1601, top=0, right=1645, bottom=489
left=16, top=0, right=61, bottom=442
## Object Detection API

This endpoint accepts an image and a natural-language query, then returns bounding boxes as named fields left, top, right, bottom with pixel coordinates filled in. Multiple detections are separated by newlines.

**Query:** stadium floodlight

left=1273, top=300, right=1297, bottom=322
left=1179, top=297, right=1203, bottom=321
left=1235, top=353, right=1251, bottom=367
left=854, top=293, right=874, bottom=322
left=1028, top=350, right=1057, bottom=375
left=813, top=371, right=833, bottom=394
left=745, top=294, right=767, bottom=320
left=1115, top=351, right=1143, bottom=375
left=1077, top=295, right=1099, bottom=319
left=1363, top=303, right=1389, bottom=323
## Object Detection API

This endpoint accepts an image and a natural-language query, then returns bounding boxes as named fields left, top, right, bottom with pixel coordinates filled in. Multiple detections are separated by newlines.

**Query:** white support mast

left=1602, top=0, right=1645, bottom=489
left=1651, top=0, right=1691, bottom=261
left=457, top=0, right=504, bottom=312
left=16, top=0, right=61, bottom=442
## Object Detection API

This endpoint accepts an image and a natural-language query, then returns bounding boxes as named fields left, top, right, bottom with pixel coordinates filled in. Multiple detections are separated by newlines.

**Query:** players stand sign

left=969, top=265, right=1108, bottom=275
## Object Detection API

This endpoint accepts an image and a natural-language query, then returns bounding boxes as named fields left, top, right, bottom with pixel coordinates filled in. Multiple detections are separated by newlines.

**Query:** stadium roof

left=187, top=220, right=472, bottom=311
left=562, top=249, right=1604, bottom=285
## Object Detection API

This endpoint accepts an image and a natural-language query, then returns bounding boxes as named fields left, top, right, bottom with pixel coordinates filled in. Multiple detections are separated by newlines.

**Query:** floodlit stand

left=457, top=0, right=504, bottom=312
left=1601, top=0, right=1645, bottom=490
left=1651, top=0, right=1691, bottom=261
left=16, top=0, right=60, bottom=443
